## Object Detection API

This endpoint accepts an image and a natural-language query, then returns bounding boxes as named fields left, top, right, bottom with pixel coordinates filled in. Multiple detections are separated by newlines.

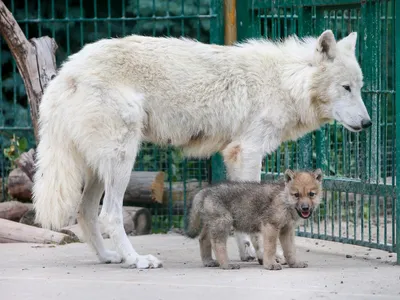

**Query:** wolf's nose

left=361, top=119, right=372, bottom=129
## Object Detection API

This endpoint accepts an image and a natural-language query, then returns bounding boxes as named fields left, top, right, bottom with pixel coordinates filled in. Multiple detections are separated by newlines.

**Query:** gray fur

left=186, top=169, right=323, bottom=270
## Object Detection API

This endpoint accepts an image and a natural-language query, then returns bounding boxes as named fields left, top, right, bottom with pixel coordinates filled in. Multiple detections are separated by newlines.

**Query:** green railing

left=0, top=0, right=224, bottom=232
left=237, top=0, right=399, bottom=259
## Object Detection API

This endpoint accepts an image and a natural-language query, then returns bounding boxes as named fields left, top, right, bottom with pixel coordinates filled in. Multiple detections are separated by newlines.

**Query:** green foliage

left=2, top=133, right=28, bottom=169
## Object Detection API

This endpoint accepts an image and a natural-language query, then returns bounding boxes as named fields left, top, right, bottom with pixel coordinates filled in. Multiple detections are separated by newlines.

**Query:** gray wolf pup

left=33, top=29, right=370, bottom=269
left=186, top=169, right=323, bottom=270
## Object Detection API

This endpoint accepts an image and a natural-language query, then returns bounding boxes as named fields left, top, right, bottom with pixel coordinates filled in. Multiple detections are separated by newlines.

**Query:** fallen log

left=100, top=206, right=152, bottom=238
left=0, top=218, right=78, bottom=244
left=7, top=168, right=32, bottom=201
left=122, top=171, right=165, bottom=205
left=10, top=148, right=165, bottom=205
left=0, top=201, right=32, bottom=221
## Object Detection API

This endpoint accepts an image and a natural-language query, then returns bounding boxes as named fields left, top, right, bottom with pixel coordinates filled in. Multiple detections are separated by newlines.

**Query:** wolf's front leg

left=222, top=142, right=263, bottom=261
left=279, top=226, right=307, bottom=268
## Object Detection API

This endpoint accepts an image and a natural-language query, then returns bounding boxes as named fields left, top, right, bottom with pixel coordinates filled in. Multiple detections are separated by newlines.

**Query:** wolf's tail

left=32, top=78, right=85, bottom=230
left=185, top=190, right=205, bottom=238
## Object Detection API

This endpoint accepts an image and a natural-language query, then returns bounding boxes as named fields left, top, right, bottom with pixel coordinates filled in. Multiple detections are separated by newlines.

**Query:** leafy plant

left=2, top=133, right=28, bottom=169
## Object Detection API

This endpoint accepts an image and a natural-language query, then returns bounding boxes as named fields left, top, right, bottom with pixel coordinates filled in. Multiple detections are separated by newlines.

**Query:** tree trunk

left=0, top=1, right=58, bottom=142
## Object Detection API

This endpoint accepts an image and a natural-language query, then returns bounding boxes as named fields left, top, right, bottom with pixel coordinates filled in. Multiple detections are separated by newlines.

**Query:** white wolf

left=33, top=29, right=371, bottom=269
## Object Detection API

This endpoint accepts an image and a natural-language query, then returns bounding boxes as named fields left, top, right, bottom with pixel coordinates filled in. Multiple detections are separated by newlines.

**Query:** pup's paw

left=264, top=262, right=282, bottom=270
left=221, top=263, right=241, bottom=270
left=203, top=260, right=220, bottom=267
left=289, top=261, right=308, bottom=268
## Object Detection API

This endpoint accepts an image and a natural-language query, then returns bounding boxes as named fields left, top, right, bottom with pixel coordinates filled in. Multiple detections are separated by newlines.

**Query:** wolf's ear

left=313, top=168, right=323, bottom=182
left=284, top=169, right=295, bottom=184
left=337, top=32, right=357, bottom=53
left=315, top=30, right=337, bottom=64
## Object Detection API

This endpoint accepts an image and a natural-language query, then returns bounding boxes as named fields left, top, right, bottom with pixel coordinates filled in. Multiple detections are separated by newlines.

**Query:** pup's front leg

left=261, top=223, right=282, bottom=270
left=279, top=226, right=308, bottom=268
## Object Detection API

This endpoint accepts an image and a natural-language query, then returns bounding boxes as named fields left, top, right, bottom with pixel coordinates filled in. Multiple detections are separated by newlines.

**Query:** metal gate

left=235, top=0, right=399, bottom=258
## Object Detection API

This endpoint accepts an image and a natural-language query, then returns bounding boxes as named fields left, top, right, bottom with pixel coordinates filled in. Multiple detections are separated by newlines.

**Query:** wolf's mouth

left=296, top=208, right=313, bottom=219
left=342, top=123, right=362, bottom=132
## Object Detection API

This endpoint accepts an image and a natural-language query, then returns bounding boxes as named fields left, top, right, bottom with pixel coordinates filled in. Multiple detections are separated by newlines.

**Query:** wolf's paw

left=264, top=262, right=282, bottom=270
left=240, top=241, right=256, bottom=262
left=221, top=263, right=241, bottom=270
left=289, top=261, right=308, bottom=268
left=98, top=250, right=123, bottom=264
left=122, top=254, right=163, bottom=269
left=203, top=260, right=220, bottom=268
left=275, top=254, right=287, bottom=265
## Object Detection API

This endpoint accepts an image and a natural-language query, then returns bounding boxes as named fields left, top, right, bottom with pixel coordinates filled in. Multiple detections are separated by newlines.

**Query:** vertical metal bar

left=65, top=0, right=70, bottom=55
left=394, top=0, right=400, bottom=264
left=79, top=0, right=84, bottom=46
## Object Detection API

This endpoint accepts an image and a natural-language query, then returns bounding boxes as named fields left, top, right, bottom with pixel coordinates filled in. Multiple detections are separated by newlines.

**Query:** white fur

left=32, top=30, right=370, bottom=267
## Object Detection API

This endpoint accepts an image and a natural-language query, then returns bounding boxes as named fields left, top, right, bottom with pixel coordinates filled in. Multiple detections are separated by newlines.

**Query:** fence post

left=395, top=0, right=400, bottom=265
left=210, top=0, right=237, bottom=183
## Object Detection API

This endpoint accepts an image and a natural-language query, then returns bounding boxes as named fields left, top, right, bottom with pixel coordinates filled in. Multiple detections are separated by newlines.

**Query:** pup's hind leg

left=77, top=171, right=121, bottom=264
left=99, top=139, right=162, bottom=269
left=199, top=227, right=219, bottom=267
left=211, top=237, right=240, bottom=270
left=279, top=226, right=307, bottom=268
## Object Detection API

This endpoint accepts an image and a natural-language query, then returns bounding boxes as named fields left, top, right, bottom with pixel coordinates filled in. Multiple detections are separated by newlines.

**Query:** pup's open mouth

left=296, top=208, right=313, bottom=219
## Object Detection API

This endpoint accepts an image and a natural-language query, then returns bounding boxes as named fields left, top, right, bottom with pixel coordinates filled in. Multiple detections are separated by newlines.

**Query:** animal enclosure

left=0, top=0, right=399, bottom=261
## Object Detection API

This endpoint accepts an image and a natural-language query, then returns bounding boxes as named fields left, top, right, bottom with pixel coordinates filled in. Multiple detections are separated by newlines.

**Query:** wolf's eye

left=343, top=85, right=351, bottom=92
left=294, top=193, right=300, bottom=198
left=309, top=192, right=315, bottom=197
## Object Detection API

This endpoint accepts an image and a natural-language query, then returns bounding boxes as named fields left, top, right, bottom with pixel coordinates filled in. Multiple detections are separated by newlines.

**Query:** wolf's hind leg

left=77, top=170, right=122, bottom=264
left=98, top=138, right=162, bottom=269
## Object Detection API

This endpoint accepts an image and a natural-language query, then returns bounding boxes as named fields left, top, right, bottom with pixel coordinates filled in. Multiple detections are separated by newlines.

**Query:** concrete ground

left=0, top=233, right=399, bottom=300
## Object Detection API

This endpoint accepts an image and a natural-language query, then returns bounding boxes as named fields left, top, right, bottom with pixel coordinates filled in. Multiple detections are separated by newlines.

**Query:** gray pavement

left=0, top=233, right=399, bottom=300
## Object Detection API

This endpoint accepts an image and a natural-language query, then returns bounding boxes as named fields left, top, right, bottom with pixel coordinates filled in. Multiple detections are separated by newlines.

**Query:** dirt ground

left=0, top=233, right=399, bottom=300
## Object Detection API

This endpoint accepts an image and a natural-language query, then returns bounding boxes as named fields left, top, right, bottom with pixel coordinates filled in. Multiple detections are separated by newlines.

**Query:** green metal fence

left=237, top=0, right=399, bottom=258
left=0, top=0, right=224, bottom=232
left=1, top=0, right=399, bottom=261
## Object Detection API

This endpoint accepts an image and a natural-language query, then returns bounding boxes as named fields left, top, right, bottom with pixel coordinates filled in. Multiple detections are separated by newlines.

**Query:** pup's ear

left=314, top=30, right=337, bottom=64
left=284, top=169, right=295, bottom=184
left=313, top=168, right=323, bottom=182
left=337, top=32, right=357, bottom=53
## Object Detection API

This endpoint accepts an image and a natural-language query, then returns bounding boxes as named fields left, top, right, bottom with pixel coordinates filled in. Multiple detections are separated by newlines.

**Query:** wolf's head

left=310, top=30, right=371, bottom=132
left=283, top=169, right=323, bottom=219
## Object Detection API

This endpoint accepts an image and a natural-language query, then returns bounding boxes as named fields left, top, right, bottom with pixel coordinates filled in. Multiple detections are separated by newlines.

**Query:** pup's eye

left=309, top=192, right=315, bottom=197
left=343, top=85, right=351, bottom=92
left=294, top=193, right=300, bottom=198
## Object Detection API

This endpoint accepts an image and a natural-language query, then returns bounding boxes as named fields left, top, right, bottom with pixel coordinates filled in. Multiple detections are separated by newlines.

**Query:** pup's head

left=310, top=30, right=372, bottom=132
left=284, top=169, right=323, bottom=219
